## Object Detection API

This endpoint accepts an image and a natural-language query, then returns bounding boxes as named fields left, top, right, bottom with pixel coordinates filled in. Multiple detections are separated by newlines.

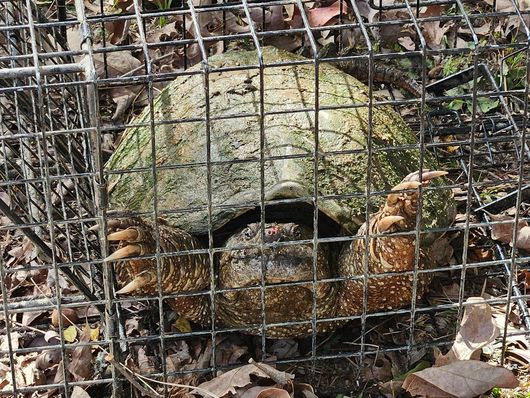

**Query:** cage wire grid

left=0, top=0, right=530, bottom=396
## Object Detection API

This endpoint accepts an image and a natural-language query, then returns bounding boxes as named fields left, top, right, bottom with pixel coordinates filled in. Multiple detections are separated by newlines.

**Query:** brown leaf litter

left=403, top=360, right=518, bottom=398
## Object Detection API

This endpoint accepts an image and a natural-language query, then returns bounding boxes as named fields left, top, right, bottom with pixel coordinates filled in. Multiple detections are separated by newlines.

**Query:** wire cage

left=1, top=0, right=530, bottom=396
left=0, top=0, right=104, bottom=299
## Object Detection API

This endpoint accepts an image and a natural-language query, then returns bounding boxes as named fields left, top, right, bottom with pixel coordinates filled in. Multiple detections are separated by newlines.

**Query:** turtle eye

left=293, top=225, right=302, bottom=239
left=286, top=224, right=301, bottom=238
left=243, top=227, right=255, bottom=240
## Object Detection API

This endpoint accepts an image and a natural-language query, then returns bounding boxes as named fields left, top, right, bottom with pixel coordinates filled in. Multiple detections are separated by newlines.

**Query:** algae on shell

left=106, top=47, right=453, bottom=236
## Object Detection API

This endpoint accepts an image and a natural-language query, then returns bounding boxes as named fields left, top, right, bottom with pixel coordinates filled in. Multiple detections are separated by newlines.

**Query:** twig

left=136, top=373, right=221, bottom=398
left=107, top=356, right=164, bottom=398
left=12, top=321, right=47, bottom=335
left=108, top=355, right=221, bottom=398
left=248, top=358, right=294, bottom=385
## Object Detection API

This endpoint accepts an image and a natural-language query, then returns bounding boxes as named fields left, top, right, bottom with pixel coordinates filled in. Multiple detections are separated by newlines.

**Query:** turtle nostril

left=266, top=225, right=279, bottom=235
left=264, top=225, right=281, bottom=242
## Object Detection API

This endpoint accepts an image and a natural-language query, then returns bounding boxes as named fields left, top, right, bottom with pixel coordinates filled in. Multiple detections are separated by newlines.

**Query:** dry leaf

left=361, top=356, right=393, bottom=382
left=51, top=308, right=79, bottom=327
left=459, top=22, right=492, bottom=37
left=8, top=237, right=38, bottom=263
left=436, top=297, right=499, bottom=365
left=67, top=326, right=93, bottom=381
left=249, top=361, right=294, bottom=385
left=269, top=339, right=298, bottom=359
left=403, top=360, right=518, bottom=398
left=20, top=355, right=39, bottom=387
left=63, top=325, right=77, bottom=343
left=376, top=9, right=413, bottom=47
left=89, top=327, right=100, bottom=341
left=514, top=226, right=530, bottom=249
left=66, top=26, right=83, bottom=52
left=420, top=5, right=452, bottom=49
left=107, top=19, right=131, bottom=45
left=22, top=311, right=41, bottom=326
left=505, top=347, right=530, bottom=366
left=76, top=46, right=143, bottom=121
left=266, top=35, right=303, bottom=52
left=493, top=0, right=530, bottom=31
left=0, top=191, right=11, bottom=207
left=398, top=36, right=416, bottom=51
left=133, top=347, right=157, bottom=374
left=223, top=13, right=250, bottom=34
left=216, top=335, right=248, bottom=366
left=269, top=6, right=287, bottom=30
left=0, top=332, right=20, bottom=351
left=23, top=366, right=38, bottom=387
left=0, top=352, right=41, bottom=390
left=490, top=214, right=530, bottom=250
left=195, top=362, right=288, bottom=397
left=239, top=386, right=275, bottom=398
left=379, top=379, right=404, bottom=397
left=72, top=386, right=92, bottom=398
left=35, top=350, right=62, bottom=370
left=186, top=0, right=223, bottom=38
left=51, top=360, right=65, bottom=395
left=422, top=22, right=452, bottom=49
left=256, top=387, right=291, bottom=398
left=308, top=2, right=348, bottom=27
left=294, top=383, right=316, bottom=398
left=518, top=269, right=530, bottom=289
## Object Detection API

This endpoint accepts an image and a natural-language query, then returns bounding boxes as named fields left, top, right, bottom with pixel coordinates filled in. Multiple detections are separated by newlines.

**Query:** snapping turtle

left=103, top=47, right=455, bottom=338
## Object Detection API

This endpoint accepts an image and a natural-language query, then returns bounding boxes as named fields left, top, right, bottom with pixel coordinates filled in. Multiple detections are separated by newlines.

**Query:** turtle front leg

left=102, top=219, right=211, bottom=325
left=336, top=170, right=447, bottom=316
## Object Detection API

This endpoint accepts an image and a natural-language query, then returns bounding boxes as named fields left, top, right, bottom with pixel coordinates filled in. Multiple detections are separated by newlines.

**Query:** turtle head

left=220, top=222, right=329, bottom=286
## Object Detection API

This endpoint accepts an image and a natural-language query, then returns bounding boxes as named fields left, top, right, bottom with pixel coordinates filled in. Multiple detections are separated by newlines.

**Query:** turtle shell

left=106, top=47, right=453, bottom=236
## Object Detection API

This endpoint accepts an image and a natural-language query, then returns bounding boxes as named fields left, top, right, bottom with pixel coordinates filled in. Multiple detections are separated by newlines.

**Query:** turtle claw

left=390, top=170, right=447, bottom=194
left=104, top=220, right=210, bottom=324
left=388, top=181, right=421, bottom=201
left=402, top=169, right=448, bottom=184
left=90, top=219, right=140, bottom=233
left=104, top=221, right=147, bottom=264
left=103, top=221, right=162, bottom=297
left=420, top=170, right=448, bottom=181
left=104, top=244, right=141, bottom=262
left=377, top=215, right=405, bottom=232
left=108, top=228, right=139, bottom=242
left=382, top=170, right=448, bottom=225
left=115, top=272, right=152, bottom=294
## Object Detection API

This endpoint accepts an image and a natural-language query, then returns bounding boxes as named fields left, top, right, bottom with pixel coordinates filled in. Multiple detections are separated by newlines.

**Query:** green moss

left=106, top=47, right=454, bottom=235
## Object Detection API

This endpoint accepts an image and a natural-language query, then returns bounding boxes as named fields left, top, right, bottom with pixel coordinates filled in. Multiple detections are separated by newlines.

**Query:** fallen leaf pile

left=0, top=324, right=99, bottom=396
left=373, top=297, right=521, bottom=397
left=435, top=297, right=499, bottom=366
left=403, top=360, right=518, bottom=398
left=490, top=213, right=530, bottom=251
left=71, top=0, right=526, bottom=125
left=194, top=361, right=295, bottom=398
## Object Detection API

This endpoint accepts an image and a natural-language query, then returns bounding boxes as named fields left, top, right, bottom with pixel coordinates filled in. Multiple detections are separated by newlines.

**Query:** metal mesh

left=1, top=0, right=530, bottom=396
left=0, top=0, right=102, bottom=291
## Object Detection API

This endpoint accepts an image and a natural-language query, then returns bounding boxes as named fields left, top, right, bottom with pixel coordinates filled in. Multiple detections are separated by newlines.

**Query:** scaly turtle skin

left=102, top=47, right=455, bottom=338
left=217, top=223, right=338, bottom=336
left=336, top=171, right=445, bottom=317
